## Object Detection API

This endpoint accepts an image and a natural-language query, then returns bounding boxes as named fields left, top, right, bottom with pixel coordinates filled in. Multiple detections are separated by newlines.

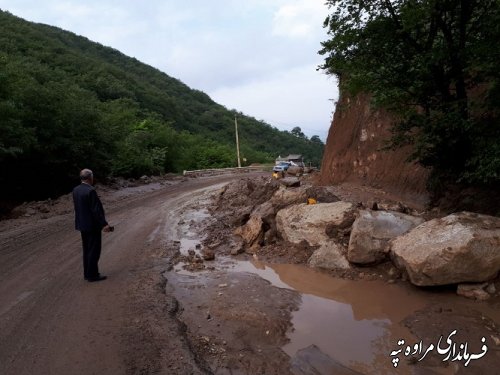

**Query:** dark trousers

left=81, top=230, right=102, bottom=279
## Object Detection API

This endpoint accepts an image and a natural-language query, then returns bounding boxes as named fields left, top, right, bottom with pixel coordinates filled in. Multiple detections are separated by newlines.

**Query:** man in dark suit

left=72, top=169, right=111, bottom=282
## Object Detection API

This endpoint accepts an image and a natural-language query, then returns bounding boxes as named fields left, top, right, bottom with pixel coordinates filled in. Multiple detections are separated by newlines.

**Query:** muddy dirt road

left=0, top=175, right=252, bottom=375
left=1, top=174, right=499, bottom=375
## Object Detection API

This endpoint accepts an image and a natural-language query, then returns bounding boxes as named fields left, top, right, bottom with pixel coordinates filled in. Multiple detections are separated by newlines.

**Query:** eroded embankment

left=320, top=92, right=429, bottom=206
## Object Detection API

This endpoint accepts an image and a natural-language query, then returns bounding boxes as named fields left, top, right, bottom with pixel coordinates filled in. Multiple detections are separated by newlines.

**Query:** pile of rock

left=9, top=194, right=73, bottom=219
left=229, top=178, right=500, bottom=300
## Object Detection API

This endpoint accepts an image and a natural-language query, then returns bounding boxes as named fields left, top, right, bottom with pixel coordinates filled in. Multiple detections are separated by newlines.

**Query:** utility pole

left=234, top=115, right=241, bottom=168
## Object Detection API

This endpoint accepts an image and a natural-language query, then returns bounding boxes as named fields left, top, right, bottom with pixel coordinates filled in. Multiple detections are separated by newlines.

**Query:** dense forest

left=320, top=0, right=499, bottom=191
left=0, top=10, right=324, bottom=210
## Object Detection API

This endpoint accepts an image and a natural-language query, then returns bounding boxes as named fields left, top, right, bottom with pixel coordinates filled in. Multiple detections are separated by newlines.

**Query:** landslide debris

left=204, top=176, right=500, bottom=295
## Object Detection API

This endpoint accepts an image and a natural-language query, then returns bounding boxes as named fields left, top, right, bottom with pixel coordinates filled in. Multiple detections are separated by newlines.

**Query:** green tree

left=0, top=10, right=325, bottom=210
left=112, top=118, right=179, bottom=177
left=0, top=55, right=36, bottom=160
left=310, top=135, right=323, bottom=145
left=320, top=0, right=500, bottom=185
left=291, top=126, right=306, bottom=138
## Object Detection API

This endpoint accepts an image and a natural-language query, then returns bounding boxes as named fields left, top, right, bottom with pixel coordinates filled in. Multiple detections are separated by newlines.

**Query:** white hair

left=80, top=169, right=93, bottom=181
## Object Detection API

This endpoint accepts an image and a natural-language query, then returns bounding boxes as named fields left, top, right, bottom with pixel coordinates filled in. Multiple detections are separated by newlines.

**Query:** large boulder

left=250, top=201, right=278, bottom=246
left=276, top=201, right=355, bottom=246
left=286, top=165, right=304, bottom=177
left=270, top=187, right=308, bottom=209
left=391, top=212, right=500, bottom=286
left=214, top=177, right=279, bottom=227
left=217, top=177, right=279, bottom=208
left=236, top=188, right=309, bottom=250
left=279, top=177, right=301, bottom=187
left=233, top=215, right=264, bottom=248
left=347, top=210, right=424, bottom=264
left=308, top=243, right=351, bottom=270
left=251, top=201, right=276, bottom=223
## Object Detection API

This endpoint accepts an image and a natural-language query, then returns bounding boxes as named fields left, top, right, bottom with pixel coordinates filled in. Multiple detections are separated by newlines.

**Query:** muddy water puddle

left=171, top=253, right=499, bottom=374
left=226, top=260, right=499, bottom=374
left=178, top=238, right=202, bottom=255
left=176, top=209, right=211, bottom=257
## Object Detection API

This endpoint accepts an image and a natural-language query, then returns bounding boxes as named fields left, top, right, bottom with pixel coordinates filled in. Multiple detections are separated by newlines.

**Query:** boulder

left=217, top=177, right=279, bottom=208
left=246, top=189, right=307, bottom=248
left=270, top=187, right=308, bottom=209
left=201, top=249, right=215, bottom=261
left=227, top=206, right=253, bottom=227
left=391, top=212, right=500, bottom=286
left=308, top=243, right=350, bottom=270
left=233, top=215, right=264, bottom=248
left=347, top=210, right=424, bottom=264
left=252, top=201, right=276, bottom=223
left=229, top=237, right=245, bottom=255
left=305, top=186, right=340, bottom=203
left=279, top=177, right=301, bottom=187
left=286, top=165, right=304, bottom=177
left=276, top=202, right=355, bottom=246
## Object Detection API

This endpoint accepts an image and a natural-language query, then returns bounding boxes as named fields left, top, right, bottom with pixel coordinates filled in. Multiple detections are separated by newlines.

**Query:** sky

left=0, top=0, right=338, bottom=140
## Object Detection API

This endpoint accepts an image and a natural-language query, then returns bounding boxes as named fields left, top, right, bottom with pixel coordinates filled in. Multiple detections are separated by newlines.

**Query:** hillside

left=320, top=92, right=429, bottom=205
left=0, top=10, right=324, bottom=209
left=319, top=1, right=499, bottom=213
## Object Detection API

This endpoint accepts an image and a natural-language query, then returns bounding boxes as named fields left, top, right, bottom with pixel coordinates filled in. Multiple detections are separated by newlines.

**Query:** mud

left=171, top=177, right=500, bottom=374
left=2, top=173, right=499, bottom=375
left=0, top=175, right=258, bottom=375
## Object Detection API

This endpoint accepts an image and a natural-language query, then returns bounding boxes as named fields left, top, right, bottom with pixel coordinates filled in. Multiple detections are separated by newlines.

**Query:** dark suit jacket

left=72, top=183, right=108, bottom=232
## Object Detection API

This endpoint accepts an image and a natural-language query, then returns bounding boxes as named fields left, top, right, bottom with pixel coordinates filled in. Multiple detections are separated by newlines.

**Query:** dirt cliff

left=320, top=92, right=429, bottom=206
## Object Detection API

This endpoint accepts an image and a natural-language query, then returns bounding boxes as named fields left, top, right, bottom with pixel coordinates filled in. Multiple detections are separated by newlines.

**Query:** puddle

left=171, top=203, right=213, bottom=272
left=175, top=207, right=211, bottom=256
left=228, top=259, right=291, bottom=289
left=229, top=260, right=498, bottom=374
left=172, top=261, right=211, bottom=276
left=229, top=261, right=421, bottom=374
left=179, top=238, right=201, bottom=256
left=172, top=237, right=205, bottom=274
left=181, top=208, right=211, bottom=223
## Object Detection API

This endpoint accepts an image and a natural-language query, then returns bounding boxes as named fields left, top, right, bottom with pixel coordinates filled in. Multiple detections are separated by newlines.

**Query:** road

left=3, top=173, right=499, bottom=375
left=0, top=176, right=244, bottom=375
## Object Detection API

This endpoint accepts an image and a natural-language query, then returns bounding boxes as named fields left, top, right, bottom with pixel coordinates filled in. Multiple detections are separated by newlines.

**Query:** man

left=72, top=169, right=112, bottom=282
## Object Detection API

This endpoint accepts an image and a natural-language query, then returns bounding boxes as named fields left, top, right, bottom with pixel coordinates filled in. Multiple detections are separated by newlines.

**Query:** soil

left=1, top=173, right=499, bottom=375
left=319, top=92, right=430, bottom=206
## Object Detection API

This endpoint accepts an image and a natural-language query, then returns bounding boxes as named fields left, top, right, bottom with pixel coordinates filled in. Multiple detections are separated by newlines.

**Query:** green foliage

left=112, top=118, right=179, bottom=177
left=0, top=10, right=324, bottom=205
left=291, top=126, right=306, bottom=138
left=310, top=135, right=323, bottom=144
left=320, top=0, right=500, bottom=186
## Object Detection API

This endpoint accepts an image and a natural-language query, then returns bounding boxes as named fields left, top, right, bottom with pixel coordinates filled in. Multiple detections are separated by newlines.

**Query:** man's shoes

left=87, top=275, right=107, bottom=282
left=84, top=273, right=101, bottom=281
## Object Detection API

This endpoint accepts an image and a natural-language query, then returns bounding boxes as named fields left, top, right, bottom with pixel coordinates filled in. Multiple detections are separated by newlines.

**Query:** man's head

left=80, top=169, right=94, bottom=184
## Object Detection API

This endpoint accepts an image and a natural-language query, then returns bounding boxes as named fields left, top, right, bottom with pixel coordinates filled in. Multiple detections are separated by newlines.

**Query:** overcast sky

left=0, top=0, right=338, bottom=140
